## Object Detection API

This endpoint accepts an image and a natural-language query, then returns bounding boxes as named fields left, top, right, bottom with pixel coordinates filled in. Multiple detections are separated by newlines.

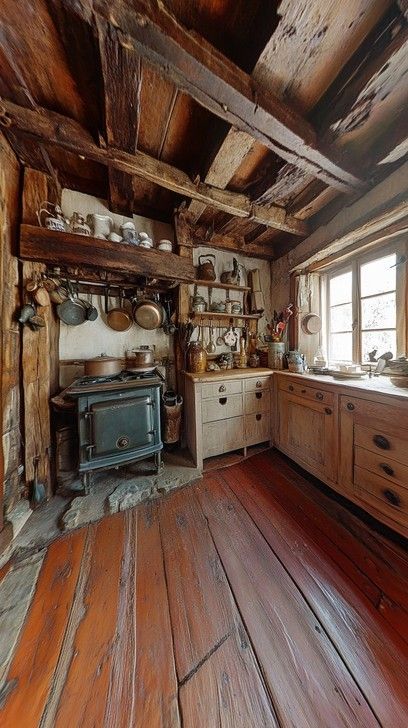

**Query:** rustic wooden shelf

left=191, top=310, right=261, bottom=320
left=19, top=224, right=195, bottom=283
left=192, top=279, right=251, bottom=292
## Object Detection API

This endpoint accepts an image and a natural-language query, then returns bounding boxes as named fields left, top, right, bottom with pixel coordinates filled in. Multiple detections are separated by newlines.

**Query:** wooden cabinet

left=277, top=387, right=338, bottom=484
left=185, top=371, right=272, bottom=469
left=339, top=394, right=408, bottom=534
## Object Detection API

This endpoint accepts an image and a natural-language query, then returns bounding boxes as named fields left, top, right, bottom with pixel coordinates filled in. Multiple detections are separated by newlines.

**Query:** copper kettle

left=196, top=254, right=216, bottom=281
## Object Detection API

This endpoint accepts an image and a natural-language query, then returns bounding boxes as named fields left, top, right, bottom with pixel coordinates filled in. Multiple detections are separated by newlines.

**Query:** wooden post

left=21, top=168, right=60, bottom=496
left=174, top=210, right=193, bottom=396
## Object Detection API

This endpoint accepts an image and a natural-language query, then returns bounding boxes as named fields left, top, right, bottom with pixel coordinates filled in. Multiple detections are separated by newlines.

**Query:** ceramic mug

left=87, top=214, right=113, bottom=239
left=109, top=232, right=123, bottom=243
left=158, top=239, right=172, bottom=252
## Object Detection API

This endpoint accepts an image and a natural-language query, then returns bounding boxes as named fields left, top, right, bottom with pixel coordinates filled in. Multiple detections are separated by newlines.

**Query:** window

left=325, top=245, right=406, bottom=365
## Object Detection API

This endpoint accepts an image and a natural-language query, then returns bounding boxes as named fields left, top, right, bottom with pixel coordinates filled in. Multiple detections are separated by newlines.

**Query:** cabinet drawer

left=202, top=394, right=243, bottom=423
left=244, top=376, right=271, bottom=392
left=201, top=379, right=242, bottom=399
left=278, top=378, right=334, bottom=406
left=203, top=416, right=244, bottom=458
left=244, top=390, right=270, bottom=415
left=355, top=424, right=408, bottom=467
left=245, top=413, right=270, bottom=446
left=355, top=447, right=408, bottom=489
left=354, top=465, right=408, bottom=527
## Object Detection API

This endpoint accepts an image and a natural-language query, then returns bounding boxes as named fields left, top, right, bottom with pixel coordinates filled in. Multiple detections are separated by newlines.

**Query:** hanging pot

left=132, top=294, right=165, bottom=330
left=105, top=288, right=133, bottom=332
left=57, top=280, right=87, bottom=326
left=84, top=355, right=122, bottom=377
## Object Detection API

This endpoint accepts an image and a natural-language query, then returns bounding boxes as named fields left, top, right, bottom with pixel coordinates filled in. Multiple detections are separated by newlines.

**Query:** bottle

left=187, top=340, right=207, bottom=373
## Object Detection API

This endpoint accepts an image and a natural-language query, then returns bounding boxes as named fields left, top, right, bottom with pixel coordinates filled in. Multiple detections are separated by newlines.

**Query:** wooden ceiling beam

left=0, top=98, right=307, bottom=236
left=93, top=0, right=361, bottom=194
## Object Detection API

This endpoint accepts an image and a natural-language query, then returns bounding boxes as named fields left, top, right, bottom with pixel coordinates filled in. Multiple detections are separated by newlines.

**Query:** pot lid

left=86, top=355, right=121, bottom=362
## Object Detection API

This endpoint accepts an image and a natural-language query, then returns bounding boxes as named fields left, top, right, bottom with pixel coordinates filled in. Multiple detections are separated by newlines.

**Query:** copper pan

left=105, top=288, right=133, bottom=332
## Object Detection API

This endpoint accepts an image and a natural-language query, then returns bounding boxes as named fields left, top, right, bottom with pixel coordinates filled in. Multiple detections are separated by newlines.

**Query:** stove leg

left=81, top=471, right=93, bottom=495
left=154, top=451, right=163, bottom=473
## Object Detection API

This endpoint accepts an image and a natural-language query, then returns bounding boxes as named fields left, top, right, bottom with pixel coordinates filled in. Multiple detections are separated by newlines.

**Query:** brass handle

left=219, top=397, right=227, bottom=405
left=256, top=381, right=262, bottom=388
left=380, top=462, right=394, bottom=477
left=219, top=384, right=226, bottom=393
left=256, top=392, right=262, bottom=399
left=373, top=434, right=390, bottom=450
left=383, top=489, right=400, bottom=507
left=316, top=392, right=323, bottom=400
left=117, top=436, right=130, bottom=449
left=289, top=385, right=294, bottom=391
left=325, top=408, right=332, bottom=415
left=347, top=402, right=355, bottom=411
left=256, top=414, right=262, bottom=421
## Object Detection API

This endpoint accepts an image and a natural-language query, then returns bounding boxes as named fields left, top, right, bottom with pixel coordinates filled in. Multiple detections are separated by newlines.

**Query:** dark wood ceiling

left=0, top=0, right=407, bottom=258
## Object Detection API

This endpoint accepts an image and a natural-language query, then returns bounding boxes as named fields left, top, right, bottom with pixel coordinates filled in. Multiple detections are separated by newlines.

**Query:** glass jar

left=187, top=341, right=207, bottom=373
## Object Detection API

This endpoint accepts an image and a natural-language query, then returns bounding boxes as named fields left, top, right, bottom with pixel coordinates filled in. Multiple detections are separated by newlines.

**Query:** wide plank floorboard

left=0, top=450, right=407, bottom=727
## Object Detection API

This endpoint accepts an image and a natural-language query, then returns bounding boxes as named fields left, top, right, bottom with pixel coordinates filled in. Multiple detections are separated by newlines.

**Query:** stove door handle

left=85, top=444, right=95, bottom=457
left=83, top=410, right=94, bottom=419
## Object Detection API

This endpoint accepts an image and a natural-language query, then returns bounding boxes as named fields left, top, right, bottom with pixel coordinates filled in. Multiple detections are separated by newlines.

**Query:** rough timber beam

left=93, top=0, right=362, bottom=194
left=0, top=99, right=307, bottom=236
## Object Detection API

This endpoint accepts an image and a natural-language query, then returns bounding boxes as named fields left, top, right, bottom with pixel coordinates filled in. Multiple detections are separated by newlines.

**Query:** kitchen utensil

left=29, top=314, right=46, bottom=328
left=57, top=280, right=87, bottom=326
left=206, top=319, right=216, bottom=354
left=374, top=351, right=393, bottom=376
left=301, top=312, right=322, bottom=335
left=191, top=286, right=206, bottom=313
left=84, top=355, right=122, bottom=377
left=31, top=456, right=46, bottom=507
left=25, top=275, right=50, bottom=307
left=84, top=292, right=98, bottom=321
left=196, top=254, right=216, bottom=281
left=223, top=322, right=238, bottom=347
left=216, top=327, right=224, bottom=346
left=49, top=285, right=68, bottom=304
left=157, top=238, right=172, bottom=252
left=106, top=288, right=133, bottom=332
left=187, top=340, right=207, bottom=373
left=220, top=257, right=239, bottom=284
left=126, top=345, right=156, bottom=368
left=139, top=232, right=154, bottom=248
left=69, top=212, right=91, bottom=236
left=18, top=303, right=36, bottom=323
left=109, top=232, right=123, bottom=243
left=132, top=293, right=165, bottom=330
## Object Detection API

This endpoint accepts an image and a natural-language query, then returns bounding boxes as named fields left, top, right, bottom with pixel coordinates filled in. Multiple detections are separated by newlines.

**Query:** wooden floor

left=1, top=450, right=408, bottom=727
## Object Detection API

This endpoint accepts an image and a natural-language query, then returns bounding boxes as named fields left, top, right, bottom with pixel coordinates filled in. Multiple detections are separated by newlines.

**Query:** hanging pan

left=105, top=288, right=133, bottom=332
left=57, top=280, right=87, bottom=326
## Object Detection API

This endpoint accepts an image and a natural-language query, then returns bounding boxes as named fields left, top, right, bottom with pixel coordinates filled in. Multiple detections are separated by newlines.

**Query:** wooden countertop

left=184, top=368, right=273, bottom=383
left=275, top=370, right=408, bottom=401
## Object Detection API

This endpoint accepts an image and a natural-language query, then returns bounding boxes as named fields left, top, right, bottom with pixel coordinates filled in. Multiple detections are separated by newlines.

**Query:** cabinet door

left=278, top=391, right=337, bottom=483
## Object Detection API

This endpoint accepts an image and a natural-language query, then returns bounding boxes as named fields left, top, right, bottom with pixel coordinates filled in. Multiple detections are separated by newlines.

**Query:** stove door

left=90, top=395, right=155, bottom=458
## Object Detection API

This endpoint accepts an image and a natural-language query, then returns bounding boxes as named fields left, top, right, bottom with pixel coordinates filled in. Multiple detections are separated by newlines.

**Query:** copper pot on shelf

left=196, top=255, right=216, bottom=281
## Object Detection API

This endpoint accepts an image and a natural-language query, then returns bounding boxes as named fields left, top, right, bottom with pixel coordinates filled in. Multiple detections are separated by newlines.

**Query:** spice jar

left=187, top=341, right=207, bottom=373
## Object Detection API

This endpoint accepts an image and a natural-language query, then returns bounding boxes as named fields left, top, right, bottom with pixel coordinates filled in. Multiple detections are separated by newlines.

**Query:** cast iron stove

left=66, top=370, right=163, bottom=492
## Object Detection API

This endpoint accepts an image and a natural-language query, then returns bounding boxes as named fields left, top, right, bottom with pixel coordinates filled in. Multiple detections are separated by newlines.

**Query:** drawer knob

left=373, top=434, right=390, bottom=450
left=219, top=397, right=227, bottom=405
left=301, top=389, right=306, bottom=394
left=380, top=462, right=394, bottom=477
left=316, top=392, right=323, bottom=400
left=256, top=381, right=262, bottom=388
left=256, top=414, right=262, bottom=421
left=256, top=392, right=262, bottom=400
left=383, top=489, right=401, bottom=507
left=219, top=384, right=226, bottom=393
left=325, top=407, right=332, bottom=415
left=347, top=402, right=355, bottom=411
left=289, top=385, right=294, bottom=391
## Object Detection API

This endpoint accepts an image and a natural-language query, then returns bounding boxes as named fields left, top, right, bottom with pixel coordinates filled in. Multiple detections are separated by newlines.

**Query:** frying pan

left=57, top=280, right=87, bottom=326
left=132, top=293, right=166, bottom=330
left=105, top=288, right=133, bottom=332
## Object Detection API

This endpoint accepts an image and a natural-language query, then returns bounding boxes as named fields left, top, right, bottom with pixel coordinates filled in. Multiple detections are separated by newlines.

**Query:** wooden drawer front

left=244, top=376, right=271, bottom=393
left=278, top=378, right=334, bottom=406
left=355, top=424, right=408, bottom=467
left=354, top=466, right=408, bottom=527
left=201, top=379, right=242, bottom=399
left=203, top=417, right=244, bottom=458
left=340, top=395, right=408, bottom=430
left=355, top=447, right=408, bottom=490
left=202, top=394, right=243, bottom=423
left=244, top=390, right=270, bottom=415
left=245, top=413, right=270, bottom=446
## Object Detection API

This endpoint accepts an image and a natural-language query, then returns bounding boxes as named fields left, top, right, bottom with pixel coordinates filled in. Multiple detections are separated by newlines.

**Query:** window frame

left=324, top=241, right=407, bottom=365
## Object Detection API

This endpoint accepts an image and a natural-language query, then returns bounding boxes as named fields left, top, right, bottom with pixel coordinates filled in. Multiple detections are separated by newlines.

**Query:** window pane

left=330, top=303, right=352, bottom=333
left=329, top=271, right=352, bottom=306
left=360, top=254, right=396, bottom=296
left=361, top=292, right=396, bottom=329
left=330, top=333, right=352, bottom=362
left=361, top=330, right=397, bottom=361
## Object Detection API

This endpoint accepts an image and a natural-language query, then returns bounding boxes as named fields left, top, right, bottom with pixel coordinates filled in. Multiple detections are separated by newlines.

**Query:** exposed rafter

left=0, top=99, right=307, bottom=236
left=93, top=0, right=362, bottom=194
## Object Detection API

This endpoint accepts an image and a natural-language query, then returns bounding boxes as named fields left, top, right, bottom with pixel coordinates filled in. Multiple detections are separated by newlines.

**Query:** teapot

left=196, top=254, right=216, bottom=281
left=69, top=212, right=91, bottom=236
left=37, top=202, right=67, bottom=232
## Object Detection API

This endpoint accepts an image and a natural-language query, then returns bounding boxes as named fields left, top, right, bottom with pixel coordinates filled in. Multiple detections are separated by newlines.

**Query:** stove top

left=67, top=369, right=163, bottom=395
